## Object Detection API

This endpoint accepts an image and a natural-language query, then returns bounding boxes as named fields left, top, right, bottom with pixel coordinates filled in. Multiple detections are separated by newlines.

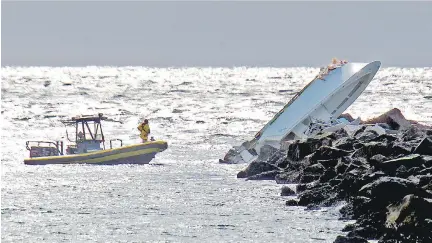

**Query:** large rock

left=413, top=136, right=432, bottom=155
left=237, top=161, right=279, bottom=178
left=297, top=183, right=335, bottom=206
left=333, top=235, right=368, bottom=243
left=340, top=196, right=375, bottom=219
left=358, top=177, right=424, bottom=206
left=286, top=138, right=330, bottom=161
left=285, top=199, right=299, bottom=206
left=267, top=152, right=288, bottom=167
left=369, top=154, right=388, bottom=164
left=382, top=194, right=432, bottom=243
left=274, top=170, right=301, bottom=184
left=246, top=170, right=279, bottom=180
left=399, top=128, right=430, bottom=153
left=376, top=154, right=425, bottom=172
left=318, top=158, right=339, bottom=169
left=355, top=130, right=380, bottom=143
left=319, top=168, right=337, bottom=183
left=310, top=146, right=351, bottom=161
left=416, top=175, right=432, bottom=187
left=371, top=134, right=398, bottom=143
left=334, top=137, right=357, bottom=151
left=303, top=163, right=325, bottom=174
left=299, top=173, right=321, bottom=183
left=281, top=186, right=296, bottom=196
left=352, top=141, right=411, bottom=160
left=362, top=108, right=412, bottom=130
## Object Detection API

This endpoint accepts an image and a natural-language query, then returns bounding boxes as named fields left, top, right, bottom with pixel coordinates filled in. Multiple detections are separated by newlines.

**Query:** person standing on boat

left=138, top=119, right=151, bottom=143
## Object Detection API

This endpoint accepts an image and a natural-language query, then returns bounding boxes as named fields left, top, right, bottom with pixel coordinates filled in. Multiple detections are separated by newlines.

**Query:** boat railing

left=110, top=139, right=123, bottom=149
left=25, top=140, right=64, bottom=158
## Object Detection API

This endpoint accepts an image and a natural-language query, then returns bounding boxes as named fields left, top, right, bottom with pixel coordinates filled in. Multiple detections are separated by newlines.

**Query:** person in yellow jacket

left=137, top=119, right=151, bottom=143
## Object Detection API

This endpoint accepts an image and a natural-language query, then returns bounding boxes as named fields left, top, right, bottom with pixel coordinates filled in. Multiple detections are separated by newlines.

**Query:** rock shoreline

left=236, top=109, right=432, bottom=243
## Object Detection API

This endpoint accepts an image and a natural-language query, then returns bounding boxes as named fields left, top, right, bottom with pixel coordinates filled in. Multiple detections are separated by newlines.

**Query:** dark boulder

left=275, top=156, right=291, bottom=169
left=329, top=178, right=343, bottom=187
left=333, top=235, right=368, bottom=243
left=338, top=173, right=373, bottom=199
left=342, top=224, right=356, bottom=232
left=349, top=196, right=373, bottom=219
left=297, top=184, right=335, bottom=206
left=246, top=170, right=279, bottom=180
left=389, top=143, right=412, bottom=157
left=353, top=126, right=367, bottom=137
left=394, top=165, right=409, bottom=178
left=319, top=169, right=337, bottom=183
left=401, top=126, right=426, bottom=142
left=335, top=159, right=349, bottom=174
left=267, top=151, right=288, bottom=166
left=347, top=225, right=381, bottom=239
left=361, top=171, right=386, bottom=183
left=274, top=170, right=301, bottom=184
left=334, top=137, right=357, bottom=151
left=356, top=130, right=380, bottom=143
left=237, top=170, right=247, bottom=178
left=285, top=199, right=298, bottom=206
left=382, top=194, right=432, bottom=243
left=413, top=136, right=432, bottom=155
left=424, top=155, right=432, bottom=167
left=303, top=163, right=325, bottom=174
left=371, top=134, right=398, bottom=143
left=352, top=142, right=387, bottom=159
left=286, top=138, right=327, bottom=161
left=353, top=140, right=411, bottom=160
left=401, top=167, right=424, bottom=180
left=296, top=181, right=320, bottom=193
left=280, top=186, right=295, bottom=196
left=299, top=173, right=321, bottom=183
left=311, top=146, right=351, bottom=161
left=417, top=175, right=432, bottom=187
left=376, top=154, right=425, bottom=172
left=358, top=177, right=423, bottom=206
left=369, top=154, right=388, bottom=165
left=339, top=203, right=354, bottom=220
left=319, top=158, right=339, bottom=169
left=418, top=167, right=432, bottom=176
left=237, top=161, right=279, bottom=178
left=296, top=184, right=307, bottom=193
left=333, top=128, right=350, bottom=139
left=284, top=160, right=306, bottom=171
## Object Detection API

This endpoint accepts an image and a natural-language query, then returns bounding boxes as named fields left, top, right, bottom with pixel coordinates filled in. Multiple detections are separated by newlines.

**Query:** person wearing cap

left=137, top=119, right=151, bottom=143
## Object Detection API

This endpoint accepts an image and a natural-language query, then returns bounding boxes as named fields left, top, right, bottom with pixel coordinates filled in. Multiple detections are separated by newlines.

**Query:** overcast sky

left=2, top=1, right=432, bottom=67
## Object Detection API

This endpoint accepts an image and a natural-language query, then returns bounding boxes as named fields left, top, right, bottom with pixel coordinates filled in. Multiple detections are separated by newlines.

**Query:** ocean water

left=1, top=66, right=431, bottom=243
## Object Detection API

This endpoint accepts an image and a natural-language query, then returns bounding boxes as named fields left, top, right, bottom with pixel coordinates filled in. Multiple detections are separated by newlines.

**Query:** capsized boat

left=24, top=113, right=168, bottom=165
left=221, top=59, right=382, bottom=164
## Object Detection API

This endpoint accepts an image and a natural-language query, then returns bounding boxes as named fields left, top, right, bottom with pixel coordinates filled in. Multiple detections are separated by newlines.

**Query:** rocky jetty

left=236, top=109, right=432, bottom=243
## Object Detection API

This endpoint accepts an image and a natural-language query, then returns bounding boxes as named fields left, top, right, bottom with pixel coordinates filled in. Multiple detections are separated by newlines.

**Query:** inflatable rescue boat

left=24, top=113, right=168, bottom=165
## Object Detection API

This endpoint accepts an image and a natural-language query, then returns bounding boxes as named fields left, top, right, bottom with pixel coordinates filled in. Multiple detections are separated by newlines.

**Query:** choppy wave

left=1, top=66, right=431, bottom=242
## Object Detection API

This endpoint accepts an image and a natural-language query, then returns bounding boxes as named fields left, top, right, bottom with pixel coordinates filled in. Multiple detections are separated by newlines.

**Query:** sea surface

left=1, top=66, right=432, bottom=243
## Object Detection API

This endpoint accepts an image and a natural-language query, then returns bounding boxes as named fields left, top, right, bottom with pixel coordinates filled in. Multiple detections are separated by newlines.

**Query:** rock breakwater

left=237, top=109, right=432, bottom=243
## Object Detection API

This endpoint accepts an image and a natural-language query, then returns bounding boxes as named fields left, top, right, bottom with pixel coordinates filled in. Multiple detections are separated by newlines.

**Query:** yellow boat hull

left=24, top=141, right=168, bottom=165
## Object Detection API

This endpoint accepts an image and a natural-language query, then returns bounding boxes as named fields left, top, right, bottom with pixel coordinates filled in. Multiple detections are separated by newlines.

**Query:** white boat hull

left=223, top=61, right=382, bottom=164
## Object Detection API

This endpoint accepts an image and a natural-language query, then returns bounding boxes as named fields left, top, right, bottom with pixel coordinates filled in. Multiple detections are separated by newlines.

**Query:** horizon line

left=2, top=65, right=432, bottom=69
